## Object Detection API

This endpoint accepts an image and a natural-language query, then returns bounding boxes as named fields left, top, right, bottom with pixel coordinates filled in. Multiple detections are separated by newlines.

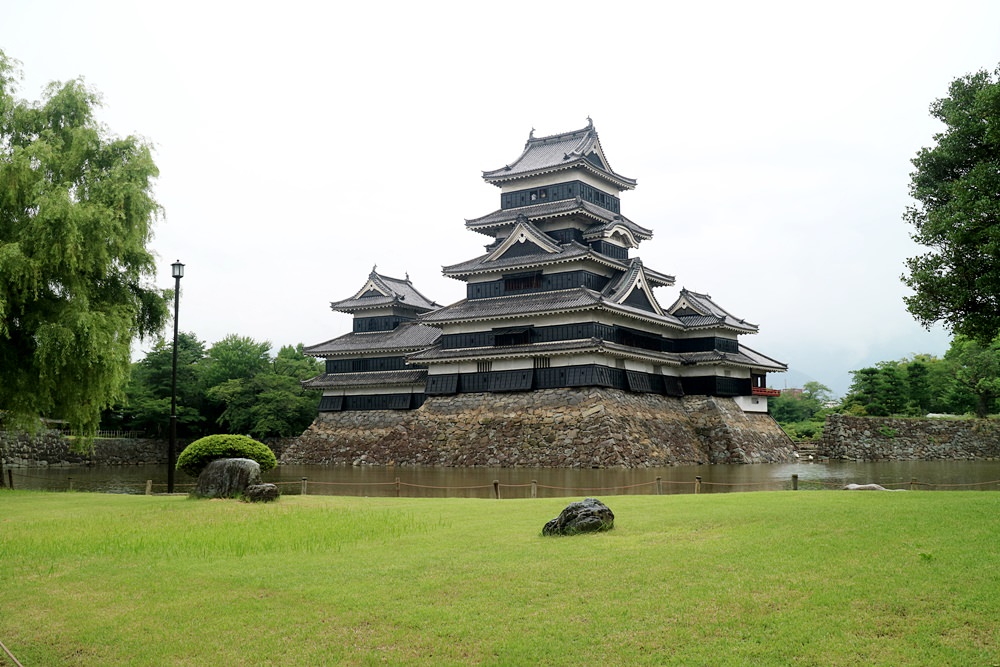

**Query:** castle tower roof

left=482, top=119, right=636, bottom=191
left=329, top=268, right=439, bottom=314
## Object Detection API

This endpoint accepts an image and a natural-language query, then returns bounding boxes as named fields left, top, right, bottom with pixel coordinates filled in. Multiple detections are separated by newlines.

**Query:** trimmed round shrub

left=176, top=434, right=277, bottom=478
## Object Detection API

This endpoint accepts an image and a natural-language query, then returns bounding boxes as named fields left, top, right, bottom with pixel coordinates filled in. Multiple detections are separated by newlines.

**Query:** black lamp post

left=167, top=260, right=184, bottom=493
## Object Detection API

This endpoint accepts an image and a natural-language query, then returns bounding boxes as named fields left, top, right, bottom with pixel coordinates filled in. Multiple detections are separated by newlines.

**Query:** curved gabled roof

left=465, top=197, right=652, bottom=240
left=407, top=337, right=685, bottom=367
left=329, top=268, right=439, bottom=314
left=679, top=344, right=787, bottom=373
left=482, top=120, right=636, bottom=191
left=666, top=288, right=759, bottom=334
left=303, top=321, right=441, bottom=357
left=417, top=287, right=687, bottom=330
left=441, top=240, right=674, bottom=287
left=602, top=259, right=666, bottom=314
left=301, top=369, right=428, bottom=390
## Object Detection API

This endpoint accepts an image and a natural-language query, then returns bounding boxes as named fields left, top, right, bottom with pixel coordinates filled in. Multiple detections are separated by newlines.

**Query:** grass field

left=2, top=489, right=999, bottom=666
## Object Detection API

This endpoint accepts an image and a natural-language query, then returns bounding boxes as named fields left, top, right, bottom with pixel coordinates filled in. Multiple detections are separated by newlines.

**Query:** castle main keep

left=284, top=121, right=793, bottom=467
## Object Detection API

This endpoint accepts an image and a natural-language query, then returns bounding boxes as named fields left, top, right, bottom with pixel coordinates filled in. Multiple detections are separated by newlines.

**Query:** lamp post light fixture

left=167, top=260, right=184, bottom=493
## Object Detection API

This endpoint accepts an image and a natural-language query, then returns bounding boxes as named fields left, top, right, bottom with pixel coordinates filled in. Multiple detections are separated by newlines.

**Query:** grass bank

left=1, top=490, right=998, bottom=665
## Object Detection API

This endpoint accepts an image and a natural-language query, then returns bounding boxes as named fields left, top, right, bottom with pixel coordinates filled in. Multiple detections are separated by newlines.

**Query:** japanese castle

left=303, top=120, right=785, bottom=415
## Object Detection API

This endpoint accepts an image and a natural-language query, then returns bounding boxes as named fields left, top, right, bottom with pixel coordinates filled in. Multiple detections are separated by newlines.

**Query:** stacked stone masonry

left=0, top=431, right=172, bottom=467
left=283, top=388, right=795, bottom=467
left=0, top=432, right=296, bottom=468
left=821, top=414, right=1000, bottom=461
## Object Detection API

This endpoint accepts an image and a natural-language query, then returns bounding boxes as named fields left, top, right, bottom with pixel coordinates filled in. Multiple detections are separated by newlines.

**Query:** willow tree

left=0, top=51, right=168, bottom=440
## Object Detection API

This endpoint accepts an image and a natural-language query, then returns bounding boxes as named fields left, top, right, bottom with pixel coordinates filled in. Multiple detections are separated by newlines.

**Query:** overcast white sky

left=4, top=1, right=999, bottom=395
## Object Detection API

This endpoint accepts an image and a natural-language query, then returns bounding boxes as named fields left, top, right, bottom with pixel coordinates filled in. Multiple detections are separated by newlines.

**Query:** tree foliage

left=944, top=336, right=1000, bottom=418
left=104, top=335, right=323, bottom=439
left=102, top=332, right=208, bottom=437
left=840, top=341, right=1000, bottom=418
left=903, top=65, right=1000, bottom=344
left=206, top=343, right=322, bottom=439
left=768, top=381, right=833, bottom=439
left=176, top=434, right=277, bottom=478
left=0, top=51, right=167, bottom=438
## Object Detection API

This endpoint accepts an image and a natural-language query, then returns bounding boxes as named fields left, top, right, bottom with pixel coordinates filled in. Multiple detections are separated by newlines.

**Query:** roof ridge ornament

left=586, top=116, right=593, bottom=129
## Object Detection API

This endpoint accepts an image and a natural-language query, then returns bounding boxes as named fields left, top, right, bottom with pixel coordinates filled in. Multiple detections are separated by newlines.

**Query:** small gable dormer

left=605, top=260, right=663, bottom=315
left=487, top=216, right=562, bottom=263
left=667, top=289, right=758, bottom=333
left=329, top=268, right=440, bottom=333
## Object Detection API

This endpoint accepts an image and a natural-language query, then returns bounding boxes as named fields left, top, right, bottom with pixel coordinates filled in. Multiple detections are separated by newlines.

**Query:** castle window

left=504, top=272, right=542, bottom=293
left=534, top=357, right=551, bottom=369
left=495, top=326, right=532, bottom=347
left=477, top=361, right=493, bottom=373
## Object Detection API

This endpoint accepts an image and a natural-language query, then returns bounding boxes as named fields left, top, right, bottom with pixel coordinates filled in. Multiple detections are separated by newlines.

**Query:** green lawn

left=1, top=489, right=998, bottom=665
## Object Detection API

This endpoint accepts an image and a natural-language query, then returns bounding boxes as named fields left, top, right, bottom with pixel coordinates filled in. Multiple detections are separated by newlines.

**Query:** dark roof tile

left=303, top=322, right=441, bottom=356
left=482, top=122, right=636, bottom=189
left=302, top=369, right=428, bottom=389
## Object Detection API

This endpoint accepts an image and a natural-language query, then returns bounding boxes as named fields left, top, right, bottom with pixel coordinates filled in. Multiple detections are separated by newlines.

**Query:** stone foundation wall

left=0, top=431, right=174, bottom=467
left=282, top=388, right=795, bottom=467
left=820, top=415, right=1000, bottom=460
left=1, top=432, right=294, bottom=467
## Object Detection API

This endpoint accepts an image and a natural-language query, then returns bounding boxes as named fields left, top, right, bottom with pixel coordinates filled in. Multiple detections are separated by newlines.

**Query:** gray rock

left=543, top=498, right=615, bottom=536
left=243, top=483, right=280, bottom=503
left=195, top=458, right=261, bottom=498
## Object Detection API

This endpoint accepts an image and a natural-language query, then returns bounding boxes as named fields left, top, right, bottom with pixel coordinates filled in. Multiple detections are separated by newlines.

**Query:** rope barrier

left=303, top=479, right=396, bottom=487
left=6, top=472, right=1000, bottom=496
left=922, top=479, right=1000, bottom=489
left=700, top=480, right=783, bottom=488
left=399, top=482, right=494, bottom=490
left=535, top=480, right=660, bottom=491
left=0, top=638, right=24, bottom=667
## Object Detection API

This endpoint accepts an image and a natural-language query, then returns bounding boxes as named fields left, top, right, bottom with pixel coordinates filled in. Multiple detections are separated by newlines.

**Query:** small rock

left=843, top=483, right=904, bottom=491
left=243, top=483, right=280, bottom=503
left=542, top=498, right=615, bottom=536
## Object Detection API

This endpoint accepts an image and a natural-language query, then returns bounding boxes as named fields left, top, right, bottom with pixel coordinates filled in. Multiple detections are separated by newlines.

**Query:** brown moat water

left=8, top=460, right=1000, bottom=497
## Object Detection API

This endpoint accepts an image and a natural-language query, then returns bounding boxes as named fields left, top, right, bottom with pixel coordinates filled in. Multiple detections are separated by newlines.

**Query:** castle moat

left=9, top=460, right=1000, bottom=497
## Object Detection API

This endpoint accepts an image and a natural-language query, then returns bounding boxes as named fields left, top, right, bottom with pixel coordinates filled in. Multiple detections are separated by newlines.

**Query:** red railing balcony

left=751, top=387, right=781, bottom=397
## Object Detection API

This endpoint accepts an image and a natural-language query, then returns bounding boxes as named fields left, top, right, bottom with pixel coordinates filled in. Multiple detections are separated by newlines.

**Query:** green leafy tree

left=877, top=362, right=908, bottom=415
left=201, top=334, right=272, bottom=388
left=944, top=336, right=1000, bottom=418
left=103, top=332, right=208, bottom=437
left=843, top=367, right=891, bottom=416
left=903, top=65, right=1000, bottom=344
left=770, top=381, right=831, bottom=423
left=768, top=381, right=833, bottom=439
left=905, top=360, right=932, bottom=414
left=206, top=343, right=322, bottom=438
left=0, top=51, right=167, bottom=438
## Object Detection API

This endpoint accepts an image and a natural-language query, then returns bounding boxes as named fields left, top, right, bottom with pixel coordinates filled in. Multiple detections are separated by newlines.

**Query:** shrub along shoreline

left=2, top=490, right=998, bottom=665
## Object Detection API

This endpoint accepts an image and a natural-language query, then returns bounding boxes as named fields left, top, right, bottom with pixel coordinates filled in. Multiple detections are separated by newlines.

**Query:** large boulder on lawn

left=195, top=458, right=261, bottom=498
left=543, top=498, right=615, bottom=536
